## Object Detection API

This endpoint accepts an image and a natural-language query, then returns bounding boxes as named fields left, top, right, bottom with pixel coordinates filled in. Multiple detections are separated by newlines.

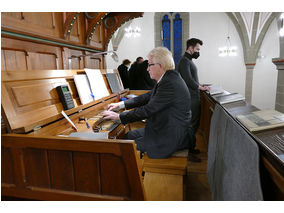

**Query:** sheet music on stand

left=84, top=68, right=109, bottom=100
left=73, top=74, right=94, bottom=105
left=106, top=69, right=124, bottom=90
left=105, top=73, right=123, bottom=93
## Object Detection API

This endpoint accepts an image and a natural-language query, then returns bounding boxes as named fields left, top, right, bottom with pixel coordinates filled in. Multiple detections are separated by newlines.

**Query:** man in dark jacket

left=117, top=59, right=131, bottom=89
left=135, top=60, right=155, bottom=90
left=177, top=38, right=210, bottom=161
left=128, top=56, right=144, bottom=89
left=102, top=47, right=195, bottom=159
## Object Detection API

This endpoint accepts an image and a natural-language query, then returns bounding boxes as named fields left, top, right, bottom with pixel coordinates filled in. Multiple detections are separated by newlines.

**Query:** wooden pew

left=142, top=150, right=188, bottom=201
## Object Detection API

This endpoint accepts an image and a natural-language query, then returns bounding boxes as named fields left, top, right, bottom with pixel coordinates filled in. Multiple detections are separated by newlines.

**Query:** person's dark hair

left=186, top=38, right=203, bottom=49
left=122, top=59, right=131, bottom=65
left=136, top=57, right=143, bottom=63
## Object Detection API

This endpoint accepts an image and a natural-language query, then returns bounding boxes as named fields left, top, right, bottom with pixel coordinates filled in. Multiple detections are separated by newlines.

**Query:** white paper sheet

left=61, top=110, right=78, bottom=131
left=85, top=68, right=109, bottom=100
left=69, top=132, right=108, bottom=139
left=73, top=74, right=94, bottom=105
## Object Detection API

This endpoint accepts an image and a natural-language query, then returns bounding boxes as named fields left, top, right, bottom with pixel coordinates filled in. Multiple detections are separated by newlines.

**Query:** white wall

left=106, top=12, right=155, bottom=69
left=251, top=18, right=279, bottom=110
left=190, top=12, right=246, bottom=96
left=106, top=12, right=279, bottom=110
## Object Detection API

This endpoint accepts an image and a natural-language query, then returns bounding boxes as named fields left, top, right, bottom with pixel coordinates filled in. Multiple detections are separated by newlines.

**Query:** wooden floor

left=185, top=131, right=212, bottom=201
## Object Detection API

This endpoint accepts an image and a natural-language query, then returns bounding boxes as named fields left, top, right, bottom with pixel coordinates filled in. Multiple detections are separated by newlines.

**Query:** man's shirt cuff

left=118, top=101, right=125, bottom=109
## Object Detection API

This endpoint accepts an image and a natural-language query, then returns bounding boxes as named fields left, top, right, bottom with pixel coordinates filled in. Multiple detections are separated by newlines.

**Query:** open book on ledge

left=212, top=92, right=245, bottom=104
left=236, top=109, right=284, bottom=132
left=207, top=84, right=225, bottom=95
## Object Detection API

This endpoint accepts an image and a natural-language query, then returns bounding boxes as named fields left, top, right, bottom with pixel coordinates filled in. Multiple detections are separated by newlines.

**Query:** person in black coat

left=117, top=59, right=131, bottom=89
left=128, top=56, right=144, bottom=89
left=177, top=38, right=210, bottom=162
left=102, top=47, right=195, bottom=159
left=177, top=39, right=210, bottom=143
left=135, top=60, right=155, bottom=90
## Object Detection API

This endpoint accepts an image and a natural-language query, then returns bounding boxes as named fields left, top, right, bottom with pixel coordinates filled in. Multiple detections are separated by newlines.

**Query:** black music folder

left=105, top=73, right=123, bottom=93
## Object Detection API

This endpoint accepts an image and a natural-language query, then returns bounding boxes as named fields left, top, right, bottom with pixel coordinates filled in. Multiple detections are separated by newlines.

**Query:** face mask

left=192, top=52, right=200, bottom=59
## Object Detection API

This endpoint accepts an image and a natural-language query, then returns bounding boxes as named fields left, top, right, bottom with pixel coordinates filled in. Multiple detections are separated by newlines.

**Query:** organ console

left=1, top=69, right=146, bottom=200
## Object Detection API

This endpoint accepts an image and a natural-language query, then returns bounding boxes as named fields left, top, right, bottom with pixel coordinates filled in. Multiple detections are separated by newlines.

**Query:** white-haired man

left=102, top=47, right=195, bottom=159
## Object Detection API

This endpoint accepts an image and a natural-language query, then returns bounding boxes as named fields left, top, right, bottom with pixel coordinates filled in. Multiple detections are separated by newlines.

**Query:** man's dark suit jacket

left=119, top=69, right=193, bottom=159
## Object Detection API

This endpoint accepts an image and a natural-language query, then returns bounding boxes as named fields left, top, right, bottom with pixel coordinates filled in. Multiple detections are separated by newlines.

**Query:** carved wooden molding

left=63, top=12, right=80, bottom=39
left=85, top=12, right=108, bottom=44
left=102, top=12, right=143, bottom=49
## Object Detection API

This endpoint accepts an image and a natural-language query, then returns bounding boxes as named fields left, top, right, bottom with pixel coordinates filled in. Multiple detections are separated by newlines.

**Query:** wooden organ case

left=1, top=69, right=146, bottom=201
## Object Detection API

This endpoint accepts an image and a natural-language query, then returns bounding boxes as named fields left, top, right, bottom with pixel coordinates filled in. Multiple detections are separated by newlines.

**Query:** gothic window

left=156, top=13, right=189, bottom=66
left=173, top=14, right=182, bottom=65
left=162, top=15, right=171, bottom=50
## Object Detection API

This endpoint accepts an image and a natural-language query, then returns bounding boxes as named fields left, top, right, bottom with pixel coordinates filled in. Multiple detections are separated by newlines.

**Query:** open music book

left=213, top=92, right=245, bottom=104
left=236, top=109, right=284, bottom=132
left=208, top=84, right=224, bottom=95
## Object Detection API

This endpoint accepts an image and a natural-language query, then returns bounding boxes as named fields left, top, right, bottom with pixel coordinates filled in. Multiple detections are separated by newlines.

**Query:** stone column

left=245, top=63, right=256, bottom=103
left=272, top=58, right=284, bottom=113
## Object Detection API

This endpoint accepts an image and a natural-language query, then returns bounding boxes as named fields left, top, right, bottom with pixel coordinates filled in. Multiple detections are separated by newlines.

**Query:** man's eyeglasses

left=148, top=63, right=159, bottom=68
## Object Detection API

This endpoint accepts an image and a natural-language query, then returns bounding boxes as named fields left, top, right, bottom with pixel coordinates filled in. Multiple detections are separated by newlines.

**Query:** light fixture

left=218, top=36, right=237, bottom=57
left=218, top=17, right=237, bottom=57
left=280, top=13, right=284, bottom=37
left=257, top=50, right=265, bottom=59
left=68, top=51, right=118, bottom=69
left=124, top=26, right=141, bottom=38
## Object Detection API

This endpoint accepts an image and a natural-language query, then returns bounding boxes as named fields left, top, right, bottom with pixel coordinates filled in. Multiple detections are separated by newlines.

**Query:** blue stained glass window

left=162, top=15, right=171, bottom=50
left=173, top=14, right=182, bottom=65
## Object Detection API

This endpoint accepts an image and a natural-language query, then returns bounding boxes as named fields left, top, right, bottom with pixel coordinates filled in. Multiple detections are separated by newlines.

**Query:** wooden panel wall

left=1, top=37, right=63, bottom=70
left=1, top=12, right=143, bottom=72
left=18, top=148, right=132, bottom=197
left=1, top=12, right=106, bottom=71
left=2, top=12, right=63, bottom=38
left=1, top=37, right=106, bottom=71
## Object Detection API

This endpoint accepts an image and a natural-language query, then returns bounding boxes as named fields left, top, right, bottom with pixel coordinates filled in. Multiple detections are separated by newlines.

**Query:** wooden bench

left=142, top=149, right=188, bottom=201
